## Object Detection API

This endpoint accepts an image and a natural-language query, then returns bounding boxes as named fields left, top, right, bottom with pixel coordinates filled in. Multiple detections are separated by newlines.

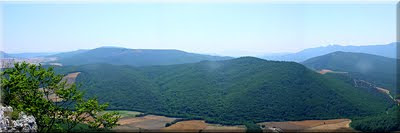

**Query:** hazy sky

left=1, top=1, right=396, bottom=56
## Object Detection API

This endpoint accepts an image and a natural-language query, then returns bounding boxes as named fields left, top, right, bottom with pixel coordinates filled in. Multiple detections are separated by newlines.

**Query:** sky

left=1, top=1, right=397, bottom=56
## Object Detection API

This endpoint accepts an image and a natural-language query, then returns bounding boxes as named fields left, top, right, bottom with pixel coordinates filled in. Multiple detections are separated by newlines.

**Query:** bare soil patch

left=376, top=87, right=390, bottom=95
left=303, top=120, right=353, bottom=132
left=63, top=72, right=81, bottom=84
left=204, top=124, right=246, bottom=132
left=318, top=69, right=348, bottom=75
left=318, top=69, right=334, bottom=74
left=40, top=72, right=81, bottom=102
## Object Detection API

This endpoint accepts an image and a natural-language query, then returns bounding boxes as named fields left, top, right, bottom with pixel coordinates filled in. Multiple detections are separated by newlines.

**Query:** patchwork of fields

left=108, top=110, right=354, bottom=132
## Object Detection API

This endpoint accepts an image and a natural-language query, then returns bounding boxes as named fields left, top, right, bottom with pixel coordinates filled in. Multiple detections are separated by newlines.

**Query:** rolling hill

left=55, top=57, right=394, bottom=125
left=49, top=47, right=232, bottom=66
left=302, top=51, right=397, bottom=97
left=261, top=42, right=396, bottom=62
left=48, top=49, right=89, bottom=58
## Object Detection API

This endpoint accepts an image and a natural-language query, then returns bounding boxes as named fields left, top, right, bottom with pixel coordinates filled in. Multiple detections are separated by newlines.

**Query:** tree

left=0, top=62, right=120, bottom=132
left=244, top=122, right=262, bottom=133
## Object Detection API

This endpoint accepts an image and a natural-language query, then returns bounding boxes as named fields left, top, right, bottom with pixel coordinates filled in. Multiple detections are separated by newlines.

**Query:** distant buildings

left=0, top=57, right=59, bottom=68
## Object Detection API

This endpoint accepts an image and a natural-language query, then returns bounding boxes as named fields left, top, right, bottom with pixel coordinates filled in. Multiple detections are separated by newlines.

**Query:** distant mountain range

left=47, top=47, right=232, bottom=66
left=28, top=44, right=398, bottom=132
left=0, top=51, right=58, bottom=58
left=1, top=42, right=397, bottom=66
left=261, top=42, right=397, bottom=62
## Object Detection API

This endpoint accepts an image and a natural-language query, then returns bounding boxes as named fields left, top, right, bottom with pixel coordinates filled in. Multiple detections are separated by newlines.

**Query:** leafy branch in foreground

left=1, top=62, right=120, bottom=132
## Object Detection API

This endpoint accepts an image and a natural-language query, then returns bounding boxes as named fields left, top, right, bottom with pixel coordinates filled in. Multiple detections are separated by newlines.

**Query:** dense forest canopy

left=302, top=51, right=397, bottom=97
left=54, top=57, right=395, bottom=125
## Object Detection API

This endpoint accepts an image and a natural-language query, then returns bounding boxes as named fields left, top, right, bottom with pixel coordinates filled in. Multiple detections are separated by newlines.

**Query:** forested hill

left=302, top=51, right=397, bottom=97
left=50, top=47, right=232, bottom=66
left=55, top=57, right=394, bottom=125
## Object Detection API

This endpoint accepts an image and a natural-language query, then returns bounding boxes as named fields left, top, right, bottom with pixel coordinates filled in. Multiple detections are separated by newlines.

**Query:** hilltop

left=49, top=47, right=232, bottom=66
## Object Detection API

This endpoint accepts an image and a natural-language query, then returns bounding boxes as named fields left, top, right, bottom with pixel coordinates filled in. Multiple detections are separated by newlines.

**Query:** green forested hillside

left=302, top=51, right=399, bottom=132
left=55, top=57, right=394, bottom=125
left=350, top=106, right=399, bottom=132
left=51, top=47, right=232, bottom=66
left=302, top=51, right=397, bottom=96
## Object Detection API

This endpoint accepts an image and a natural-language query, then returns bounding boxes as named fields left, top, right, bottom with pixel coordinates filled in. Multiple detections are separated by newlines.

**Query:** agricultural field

left=163, top=120, right=246, bottom=132
left=108, top=111, right=246, bottom=132
left=109, top=110, right=178, bottom=132
left=258, top=119, right=355, bottom=132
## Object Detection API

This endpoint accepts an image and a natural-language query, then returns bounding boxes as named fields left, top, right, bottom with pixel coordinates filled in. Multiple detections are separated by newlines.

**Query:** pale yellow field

left=162, top=120, right=246, bottom=132
left=258, top=119, right=355, bottom=132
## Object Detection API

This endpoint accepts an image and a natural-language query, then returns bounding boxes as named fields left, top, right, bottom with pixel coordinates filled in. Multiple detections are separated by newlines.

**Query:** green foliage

left=302, top=51, right=399, bottom=132
left=302, top=51, right=397, bottom=96
left=350, top=106, right=400, bottom=132
left=103, top=110, right=143, bottom=118
left=1, top=62, right=120, bottom=132
left=164, top=118, right=202, bottom=127
left=135, top=113, right=148, bottom=117
left=10, top=109, right=20, bottom=120
left=54, top=57, right=393, bottom=127
left=244, top=122, right=262, bottom=133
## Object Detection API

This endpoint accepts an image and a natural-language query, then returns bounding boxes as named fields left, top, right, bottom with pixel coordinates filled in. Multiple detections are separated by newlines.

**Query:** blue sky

left=1, top=2, right=396, bottom=56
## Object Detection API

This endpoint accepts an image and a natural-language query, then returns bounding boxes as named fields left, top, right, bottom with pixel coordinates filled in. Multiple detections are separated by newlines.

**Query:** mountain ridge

left=261, top=42, right=396, bottom=62
left=48, top=47, right=233, bottom=66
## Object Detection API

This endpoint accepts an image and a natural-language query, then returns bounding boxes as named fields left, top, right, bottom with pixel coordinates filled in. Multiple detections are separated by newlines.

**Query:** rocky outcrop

left=0, top=106, right=37, bottom=132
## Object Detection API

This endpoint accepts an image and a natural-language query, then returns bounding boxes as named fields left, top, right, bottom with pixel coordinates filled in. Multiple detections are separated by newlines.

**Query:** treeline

left=350, top=106, right=399, bottom=132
